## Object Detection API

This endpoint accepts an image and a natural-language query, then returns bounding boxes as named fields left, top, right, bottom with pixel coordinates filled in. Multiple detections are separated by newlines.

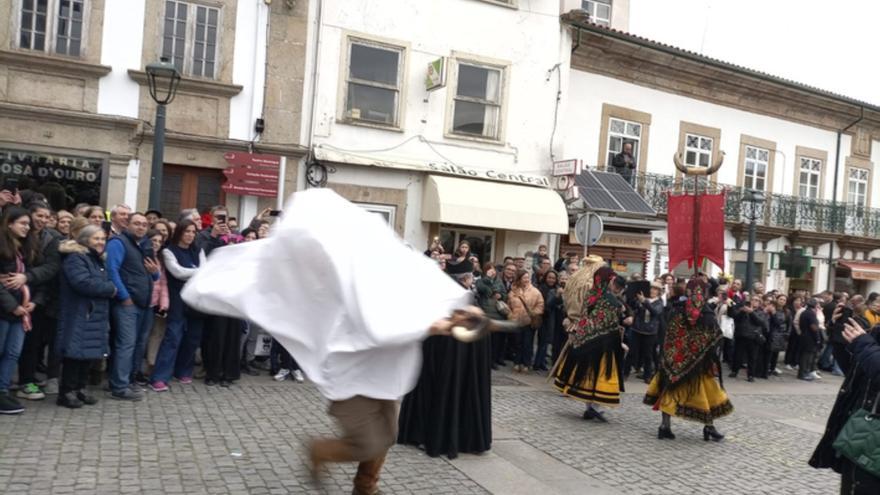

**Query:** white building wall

left=311, top=0, right=566, bottom=173
left=96, top=0, right=146, bottom=117
left=563, top=70, right=852, bottom=200
left=561, top=70, right=879, bottom=291
left=305, top=0, right=571, bottom=254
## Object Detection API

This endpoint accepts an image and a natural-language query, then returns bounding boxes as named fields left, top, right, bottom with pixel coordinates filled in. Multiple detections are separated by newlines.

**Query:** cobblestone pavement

left=0, top=368, right=841, bottom=494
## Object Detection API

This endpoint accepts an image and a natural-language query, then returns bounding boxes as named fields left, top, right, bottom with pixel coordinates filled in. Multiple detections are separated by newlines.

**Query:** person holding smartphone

left=195, top=206, right=241, bottom=387
left=105, top=213, right=160, bottom=400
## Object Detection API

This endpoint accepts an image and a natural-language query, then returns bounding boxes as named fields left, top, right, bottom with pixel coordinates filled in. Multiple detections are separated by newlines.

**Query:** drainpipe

left=302, top=0, right=324, bottom=188
left=826, top=107, right=864, bottom=290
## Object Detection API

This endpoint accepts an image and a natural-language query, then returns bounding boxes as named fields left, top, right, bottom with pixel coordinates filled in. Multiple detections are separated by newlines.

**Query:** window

left=848, top=168, right=869, bottom=207
left=743, top=145, right=769, bottom=191
left=18, top=0, right=85, bottom=56
left=684, top=133, right=713, bottom=168
left=344, top=38, right=405, bottom=126
left=582, top=0, right=612, bottom=26
left=798, top=157, right=822, bottom=199
left=439, top=227, right=495, bottom=267
left=355, top=203, right=396, bottom=227
left=606, top=117, right=641, bottom=167
left=161, top=1, right=220, bottom=78
left=451, top=61, right=504, bottom=140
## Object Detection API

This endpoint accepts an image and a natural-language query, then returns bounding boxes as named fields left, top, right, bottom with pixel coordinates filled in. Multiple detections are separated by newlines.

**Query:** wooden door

left=160, top=165, right=226, bottom=216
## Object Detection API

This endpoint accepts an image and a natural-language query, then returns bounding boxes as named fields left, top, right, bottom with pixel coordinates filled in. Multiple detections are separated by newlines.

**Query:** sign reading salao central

left=427, top=163, right=550, bottom=187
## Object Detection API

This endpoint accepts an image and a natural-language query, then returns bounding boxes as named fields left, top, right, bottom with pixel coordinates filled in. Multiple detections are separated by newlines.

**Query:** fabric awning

left=840, top=261, right=880, bottom=281
left=422, top=175, right=569, bottom=234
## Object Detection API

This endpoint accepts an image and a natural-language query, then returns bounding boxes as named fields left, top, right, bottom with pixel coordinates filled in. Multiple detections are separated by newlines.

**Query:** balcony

left=623, top=171, right=880, bottom=242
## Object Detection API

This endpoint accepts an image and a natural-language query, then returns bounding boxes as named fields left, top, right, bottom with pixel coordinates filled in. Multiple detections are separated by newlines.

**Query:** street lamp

left=145, top=57, right=181, bottom=211
left=742, top=188, right=765, bottom=292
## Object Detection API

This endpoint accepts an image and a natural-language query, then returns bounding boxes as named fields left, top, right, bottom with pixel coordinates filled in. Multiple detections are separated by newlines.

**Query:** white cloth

left=182, top=189, right=469, bottom=401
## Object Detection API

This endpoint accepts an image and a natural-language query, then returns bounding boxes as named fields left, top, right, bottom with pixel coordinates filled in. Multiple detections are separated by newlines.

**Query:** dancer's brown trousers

left=310, top=396, right=399, bottom=495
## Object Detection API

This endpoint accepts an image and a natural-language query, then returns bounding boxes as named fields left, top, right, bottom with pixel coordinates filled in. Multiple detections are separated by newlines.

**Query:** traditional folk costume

left=644, top=279, right=733, bottom=441
left=397, top=259, right=493, bottom=459
left=182, top=190, right=471, bottom=495
left=553, top=265, right=626, bottom=421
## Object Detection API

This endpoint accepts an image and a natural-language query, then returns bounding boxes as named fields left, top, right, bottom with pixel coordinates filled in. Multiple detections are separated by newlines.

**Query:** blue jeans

left=151, top=315, right=204, bottom=383
left=111, top=304, right=153, bottom=393
left=0, top=319, right=25, bottom=391
left=517, top=327, right=535, bottom=366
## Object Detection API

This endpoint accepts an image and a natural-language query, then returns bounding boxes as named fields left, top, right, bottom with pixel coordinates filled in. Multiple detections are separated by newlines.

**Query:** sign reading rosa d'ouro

left=0, top=149, right=103, bottom=184
left=0, top=148, right=104, bottom=207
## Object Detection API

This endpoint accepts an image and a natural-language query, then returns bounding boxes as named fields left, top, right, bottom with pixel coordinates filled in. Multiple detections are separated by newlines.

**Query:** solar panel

left=576, top=170, right=657, bottom=216
left=575, top=172, right=623, bottom=212
left=593, top=171, right=657, bottom=215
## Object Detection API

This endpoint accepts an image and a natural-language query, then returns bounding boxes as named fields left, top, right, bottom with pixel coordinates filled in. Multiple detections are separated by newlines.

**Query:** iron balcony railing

left=625, top=171, right=880, bottom=239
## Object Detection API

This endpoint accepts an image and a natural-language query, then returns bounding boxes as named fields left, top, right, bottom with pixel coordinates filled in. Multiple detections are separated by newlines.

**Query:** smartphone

left=268, top=210, right=282, bottom=217
left=216, top=214, right=227, bottom=224
left=841, top=306, right=854, bottom=323
left=101, top=220, right=112, bottom=235
left=2, top=177, right=19, bottom=194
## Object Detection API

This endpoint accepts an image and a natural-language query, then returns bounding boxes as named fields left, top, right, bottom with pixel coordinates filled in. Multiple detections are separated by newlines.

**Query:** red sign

left=223, top=152, right=281, bottom=168
left=223, top=167, right=279, bottom=185
left=221, top=183, right=279, bottom=197
left=222, top=152, right=281, bottom=198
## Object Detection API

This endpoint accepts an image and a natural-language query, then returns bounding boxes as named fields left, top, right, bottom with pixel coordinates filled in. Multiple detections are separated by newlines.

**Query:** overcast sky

left=628, top=0, right=880, bottom=106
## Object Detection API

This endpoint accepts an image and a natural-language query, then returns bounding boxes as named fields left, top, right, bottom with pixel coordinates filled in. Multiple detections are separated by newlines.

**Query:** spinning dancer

left=182, top=190, right=504, bottom=495
left=644, top=278, right=733, bottom=441
left=553, top=264, right=629, bottom=422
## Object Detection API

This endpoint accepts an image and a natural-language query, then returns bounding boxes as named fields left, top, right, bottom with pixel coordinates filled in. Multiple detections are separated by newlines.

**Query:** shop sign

left=595, top=231, right=652, bottom=250
left=425, top=58, right=446, bottom=91
left=427, top=163, right=550, bottom=187
left=552, top=159, right=580, bottom=177
left=0, top=148, right=103, bottom=184
left=222, top=152, right=280, bottom=198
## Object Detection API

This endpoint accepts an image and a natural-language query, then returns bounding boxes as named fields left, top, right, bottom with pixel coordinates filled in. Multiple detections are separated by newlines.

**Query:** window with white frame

left=451, top=61, right=504, bottom=140
left=581, top=0, right=612, bottom=26
left=344, top=38, right=405, bottom=126
left=848, top=168, right=869, bottom=207
left=684, top=133, right=713, bottom=168
left=161, top=1, right=220, bottom=79
left=355, top=203, right=396, bottom=227
left=18, top=0, right=86, bottom=57
left=743, top=145, right=769, bottom=191
left=606, top=117, right=641, bottom=167
left=798, top=157, right=822, bottom=199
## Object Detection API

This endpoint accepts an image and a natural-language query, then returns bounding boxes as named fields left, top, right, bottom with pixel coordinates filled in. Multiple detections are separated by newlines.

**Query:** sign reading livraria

left=0, top=148, right=104, bottom=207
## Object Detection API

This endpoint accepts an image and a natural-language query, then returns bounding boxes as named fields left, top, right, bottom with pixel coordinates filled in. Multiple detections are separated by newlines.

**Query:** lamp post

left=743, top=188, right=765, bottom=292
left=145, top=58, right=181, bottom=211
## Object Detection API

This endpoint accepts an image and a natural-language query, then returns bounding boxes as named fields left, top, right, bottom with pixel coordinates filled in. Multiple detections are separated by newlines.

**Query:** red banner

left=666, top=192, right=726, bottom=271
left=697, top=192, right=726, bottom=270
left=667, top=193, right=694, bottom=270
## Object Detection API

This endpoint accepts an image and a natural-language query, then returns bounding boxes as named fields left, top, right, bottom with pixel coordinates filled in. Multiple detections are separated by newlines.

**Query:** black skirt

left=397, top=335, right=492, bottom=459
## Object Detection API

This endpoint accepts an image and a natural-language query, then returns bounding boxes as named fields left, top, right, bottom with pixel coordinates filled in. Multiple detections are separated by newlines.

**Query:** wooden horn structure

left=673, top=151, right=725, bottom=176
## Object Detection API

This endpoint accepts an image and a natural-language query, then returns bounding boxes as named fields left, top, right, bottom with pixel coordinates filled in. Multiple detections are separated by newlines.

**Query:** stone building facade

left=0, top=0, right=308, bottom=222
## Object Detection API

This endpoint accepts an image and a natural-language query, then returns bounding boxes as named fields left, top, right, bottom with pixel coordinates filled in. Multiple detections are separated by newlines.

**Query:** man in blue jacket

left=105, top=213, right=160, bottom=400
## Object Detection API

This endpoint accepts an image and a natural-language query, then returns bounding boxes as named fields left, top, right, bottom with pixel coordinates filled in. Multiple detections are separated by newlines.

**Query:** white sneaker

left=292, top=370, right=305, bottom=383
left=809, top=371, right=822, bottom=380
left=784, top=364, right=794, bottom=371
left=44, top=378, right=59, bottom=395
left=771, top=369, right=782, bottom=376
left=273, top=369, right=290, bottom=381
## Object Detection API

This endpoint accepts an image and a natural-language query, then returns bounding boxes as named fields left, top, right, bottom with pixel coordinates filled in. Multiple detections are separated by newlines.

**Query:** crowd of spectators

left=0, top=186, right=298, bottom=415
